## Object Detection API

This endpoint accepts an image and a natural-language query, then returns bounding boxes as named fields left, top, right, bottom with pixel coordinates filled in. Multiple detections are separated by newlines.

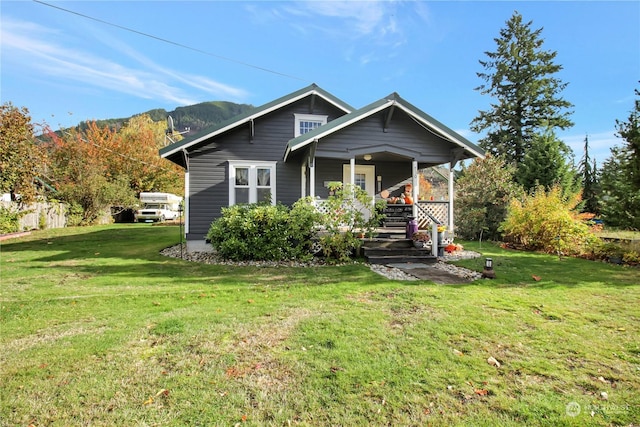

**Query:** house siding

left=315, top=110, right=452, bottom=163
left=186, top=98, right=347, bottom=240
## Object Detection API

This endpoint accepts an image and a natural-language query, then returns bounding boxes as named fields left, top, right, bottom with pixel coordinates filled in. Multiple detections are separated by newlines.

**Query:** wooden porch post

left=309, top=142, right=317, bottom=199
left=350, top=157, right=355, bottom=191
left=412, top=160, right=418, bottom=219
left=309, top=162, right=316, bottom=199
left=449, top=161, right=454, bottom=235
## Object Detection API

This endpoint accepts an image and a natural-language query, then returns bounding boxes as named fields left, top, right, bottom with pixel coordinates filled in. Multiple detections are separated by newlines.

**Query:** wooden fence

left=1, top=201, right=68, bottom=231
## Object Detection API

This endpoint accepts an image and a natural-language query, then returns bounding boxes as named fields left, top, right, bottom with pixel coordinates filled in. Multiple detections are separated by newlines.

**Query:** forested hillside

left=76, top=101, right=254, bottom=136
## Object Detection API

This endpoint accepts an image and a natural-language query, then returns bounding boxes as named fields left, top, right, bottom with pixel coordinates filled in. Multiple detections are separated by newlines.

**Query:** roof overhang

left=160, top=84, right=353, bottom=165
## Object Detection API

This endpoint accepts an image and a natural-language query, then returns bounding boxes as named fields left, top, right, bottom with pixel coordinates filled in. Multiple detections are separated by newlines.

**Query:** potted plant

left=437, top=224, right=447, bottom=244
left=411, top=231, right=431, bottom=248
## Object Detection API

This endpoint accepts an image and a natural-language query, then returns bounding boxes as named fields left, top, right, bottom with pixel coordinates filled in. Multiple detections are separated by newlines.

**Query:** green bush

left=0, top=206, right=22, bottom=234
left=206, top=198, right=321, bottom=262
left=314, top=183, right=385, bottom=263
left=65, top=202, right=84, bottom=227
left=500, top=185, right=600, bottom=256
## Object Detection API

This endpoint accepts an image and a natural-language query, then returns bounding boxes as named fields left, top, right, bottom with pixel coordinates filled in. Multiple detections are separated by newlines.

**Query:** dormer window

left=294, top=114, right=328, bottom=137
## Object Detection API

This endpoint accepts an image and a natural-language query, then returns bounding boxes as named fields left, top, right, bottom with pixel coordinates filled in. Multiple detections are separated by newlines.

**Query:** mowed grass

left=1, top=225, right=638, bottom=426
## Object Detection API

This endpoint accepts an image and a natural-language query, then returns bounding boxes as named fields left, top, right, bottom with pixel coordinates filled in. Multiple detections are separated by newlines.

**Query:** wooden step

left=365, top=254, right=437, bottom=265
left=363, top=245, right=437, bottom=265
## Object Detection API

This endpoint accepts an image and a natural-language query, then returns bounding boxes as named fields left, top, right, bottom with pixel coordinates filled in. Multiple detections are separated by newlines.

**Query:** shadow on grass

left=1, top=224, right=378, bottom=287
left=3, top=226, right=638, bottom=289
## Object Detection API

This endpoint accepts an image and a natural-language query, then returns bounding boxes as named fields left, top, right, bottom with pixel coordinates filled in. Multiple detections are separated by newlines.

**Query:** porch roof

left=284, top=92, right=484, bottom=162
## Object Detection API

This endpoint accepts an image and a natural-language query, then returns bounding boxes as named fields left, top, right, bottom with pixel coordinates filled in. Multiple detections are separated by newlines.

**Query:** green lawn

left=1, top=225, right=638, bottom=426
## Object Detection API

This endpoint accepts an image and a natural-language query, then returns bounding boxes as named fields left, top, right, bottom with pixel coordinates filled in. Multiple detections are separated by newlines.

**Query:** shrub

left=206, top=198, right=321, bottom=262
left=0, top=205, right=23, bottom=234
left=500, top=185, right=600, bottom=256
left=315, top=183, right=385, bottom=263
left=65, top=202, right=84, bottom=227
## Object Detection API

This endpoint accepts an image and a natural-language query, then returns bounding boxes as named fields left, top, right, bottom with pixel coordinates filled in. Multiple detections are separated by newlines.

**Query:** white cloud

left=0, top=17, right=247, bottom=106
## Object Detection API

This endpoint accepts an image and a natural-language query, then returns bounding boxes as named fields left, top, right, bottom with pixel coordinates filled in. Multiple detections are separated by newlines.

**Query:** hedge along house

left=160, top=84, right=484, bottom=248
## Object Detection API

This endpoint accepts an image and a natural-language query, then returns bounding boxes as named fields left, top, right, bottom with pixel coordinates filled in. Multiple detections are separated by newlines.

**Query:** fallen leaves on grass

left=143, top=389, right=169, bottom=405
left=532, top=275, right=542, bottom=281
left=487, top=356, right=501, bottom=368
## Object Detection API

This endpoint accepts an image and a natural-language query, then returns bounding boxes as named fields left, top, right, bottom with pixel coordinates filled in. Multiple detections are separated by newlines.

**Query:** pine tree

left=579, top=135, right=599, bottom=214
left=470, top=11, right=574, bottom=183
left=519, top=129, right=579, bottom=194
left=600, top=87, right=640, bottom=229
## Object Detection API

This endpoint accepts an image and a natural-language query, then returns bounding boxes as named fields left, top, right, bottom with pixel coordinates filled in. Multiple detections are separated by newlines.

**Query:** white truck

left=134, top=192, right=183, bottom=222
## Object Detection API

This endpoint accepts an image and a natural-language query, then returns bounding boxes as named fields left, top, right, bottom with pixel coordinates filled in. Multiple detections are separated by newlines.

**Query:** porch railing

left=415, top=201, right=449, bottom=229
left=313, top=198, right=448, bottom=230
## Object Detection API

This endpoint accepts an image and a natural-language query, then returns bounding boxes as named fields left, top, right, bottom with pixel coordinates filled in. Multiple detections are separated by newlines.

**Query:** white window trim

left=229, top=160, right=277, bottom=206
left=294, top=113, right=328, bottom=137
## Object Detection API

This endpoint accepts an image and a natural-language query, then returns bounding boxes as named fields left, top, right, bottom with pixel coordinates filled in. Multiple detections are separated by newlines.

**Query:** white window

left=294, top=114, right=328, bottom=137
left=354, top=173, right=367, bottom=191
left=229, top=161, right=277, bottom=205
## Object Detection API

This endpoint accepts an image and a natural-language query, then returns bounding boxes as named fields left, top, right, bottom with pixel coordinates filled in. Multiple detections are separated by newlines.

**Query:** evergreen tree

left=600, top=87, right=640, bottom=229
left=519, top=129, right=579, bottom=194
left=470, top=11, right=574, bottom=182
left=579, top=135, right=600, bottom=214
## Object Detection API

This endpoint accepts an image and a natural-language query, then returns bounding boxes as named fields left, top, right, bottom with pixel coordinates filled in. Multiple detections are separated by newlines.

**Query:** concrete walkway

left=389, top=262, right=477, bottom=284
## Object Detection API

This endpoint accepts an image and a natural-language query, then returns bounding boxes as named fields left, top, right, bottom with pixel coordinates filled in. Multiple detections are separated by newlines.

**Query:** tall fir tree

left=579, top=135, right=600, bottom=214
left=600, top=86, right=640, bottom=229
left=470, top=11, right=574, bottom=189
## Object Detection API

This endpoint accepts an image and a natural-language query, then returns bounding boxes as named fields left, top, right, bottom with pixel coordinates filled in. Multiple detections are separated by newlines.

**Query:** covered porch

left=284, top=92, right=485, bottom=243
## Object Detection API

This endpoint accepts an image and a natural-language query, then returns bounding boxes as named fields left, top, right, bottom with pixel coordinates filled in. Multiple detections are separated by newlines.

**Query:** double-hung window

left=229, top=161, right=276, bottom=205
left=294, top=114, right=328, bottom=137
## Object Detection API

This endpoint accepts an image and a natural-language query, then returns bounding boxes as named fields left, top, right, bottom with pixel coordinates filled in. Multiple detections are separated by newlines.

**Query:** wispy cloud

left=1, top=17, right=247, bottom=106
left=247, top=0, right=417, bottom=65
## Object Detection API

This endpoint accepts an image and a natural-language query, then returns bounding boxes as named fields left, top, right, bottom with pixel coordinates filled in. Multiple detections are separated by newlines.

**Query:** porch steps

left=362, top=237, right=437, bottom=265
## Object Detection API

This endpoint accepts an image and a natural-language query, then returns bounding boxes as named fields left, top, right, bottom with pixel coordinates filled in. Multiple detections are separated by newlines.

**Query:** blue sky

left=2, top=1, right=638, bottom=165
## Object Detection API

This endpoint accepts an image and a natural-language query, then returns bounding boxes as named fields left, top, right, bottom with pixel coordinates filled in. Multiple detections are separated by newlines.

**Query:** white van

left=134, top=192, right=182, bottom=222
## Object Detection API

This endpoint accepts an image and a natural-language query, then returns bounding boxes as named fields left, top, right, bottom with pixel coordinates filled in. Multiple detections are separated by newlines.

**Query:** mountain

left=76, top=101, right=255, bottom=136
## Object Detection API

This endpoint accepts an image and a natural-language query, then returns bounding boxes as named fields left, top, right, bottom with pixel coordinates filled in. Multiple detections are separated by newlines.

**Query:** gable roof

left=160, top=84, right=353, bottom=165
left=284, top=92, right=484, bottom=161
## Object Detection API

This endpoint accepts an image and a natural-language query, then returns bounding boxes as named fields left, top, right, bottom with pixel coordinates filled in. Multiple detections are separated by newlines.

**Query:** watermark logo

left=566, top=401, right=581, bottom=417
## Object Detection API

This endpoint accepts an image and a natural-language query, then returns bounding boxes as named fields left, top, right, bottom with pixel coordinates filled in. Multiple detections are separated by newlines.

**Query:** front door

left=342, top=164, right=375, bottom=198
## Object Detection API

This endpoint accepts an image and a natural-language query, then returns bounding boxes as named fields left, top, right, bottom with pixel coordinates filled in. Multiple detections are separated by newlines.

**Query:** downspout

left=301, top=160, right=307, bottom=198
left=182, top=148, right=190, bottom=237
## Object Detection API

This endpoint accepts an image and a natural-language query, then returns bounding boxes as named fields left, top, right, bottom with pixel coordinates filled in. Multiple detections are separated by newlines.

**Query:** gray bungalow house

left=160, top=84, right=484, bottom=244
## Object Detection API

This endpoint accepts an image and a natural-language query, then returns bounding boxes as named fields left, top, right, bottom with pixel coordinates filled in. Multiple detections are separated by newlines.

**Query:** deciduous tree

left=0, top=103, right=48, bottom=202
left=454, top=155, right=524, bottom=241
